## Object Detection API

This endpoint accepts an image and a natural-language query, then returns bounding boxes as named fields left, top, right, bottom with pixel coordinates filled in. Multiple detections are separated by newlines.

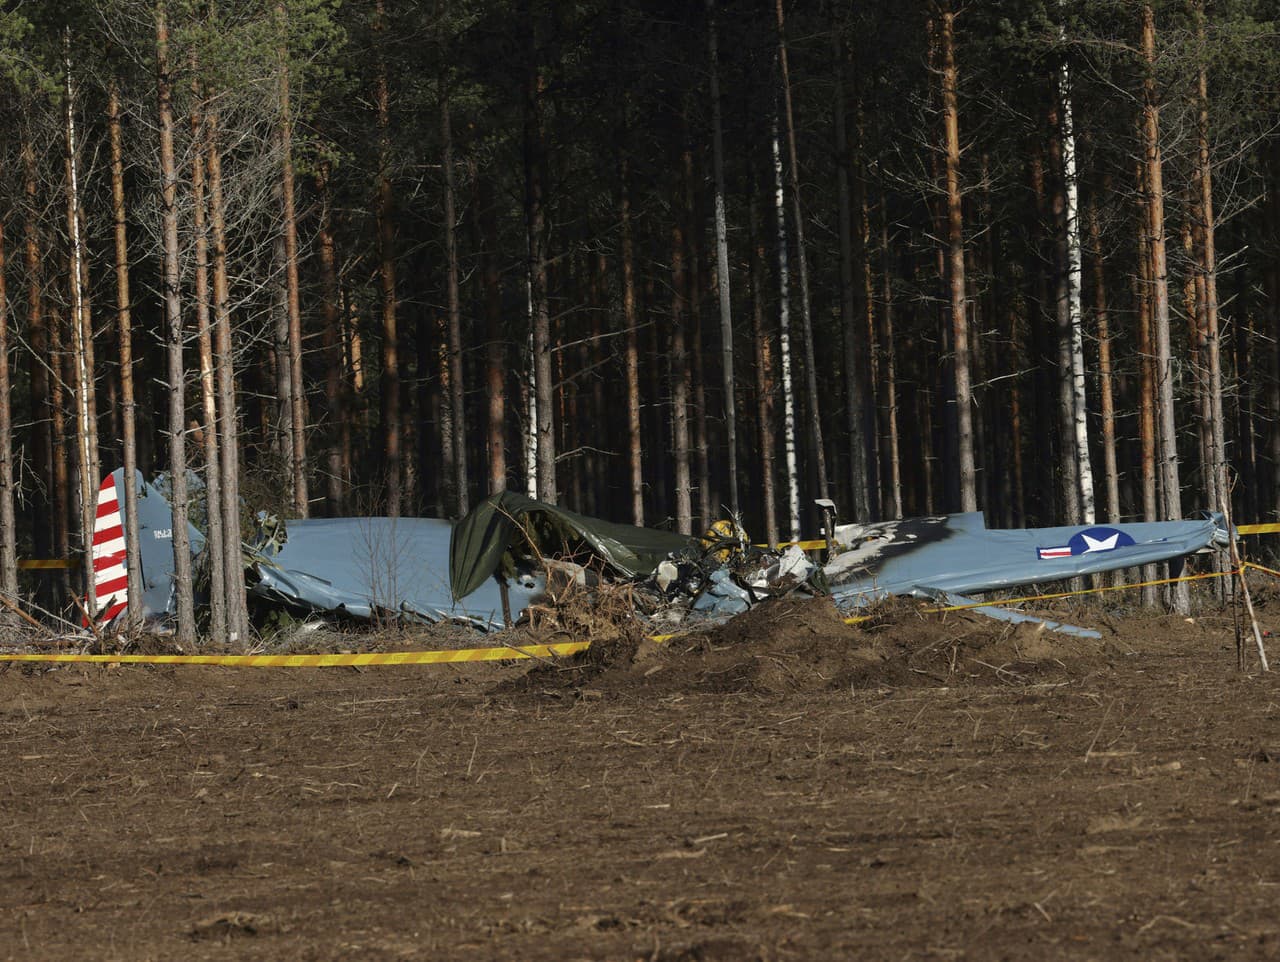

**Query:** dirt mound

left=494, top=595, right=1118, bottom=698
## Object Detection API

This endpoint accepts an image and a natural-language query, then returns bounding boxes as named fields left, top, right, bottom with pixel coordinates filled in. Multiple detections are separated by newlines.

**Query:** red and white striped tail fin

left=84, top=472, right=129, bottom=626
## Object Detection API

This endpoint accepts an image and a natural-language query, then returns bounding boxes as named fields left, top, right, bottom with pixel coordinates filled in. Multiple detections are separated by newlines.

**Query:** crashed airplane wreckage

left=88, top=469, right=1229, bottom=638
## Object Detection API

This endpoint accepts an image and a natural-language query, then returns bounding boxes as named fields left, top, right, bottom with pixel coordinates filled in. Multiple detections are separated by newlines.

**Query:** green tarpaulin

left=449, top=491, right=695, bottom=600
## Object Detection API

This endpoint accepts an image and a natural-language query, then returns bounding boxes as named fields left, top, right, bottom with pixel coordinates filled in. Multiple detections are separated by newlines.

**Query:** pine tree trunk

left=1269, top=145, right=1280, bottom=522
left=191, top=92, right=227, bottom=645
left=1141, top=4, right=1187, bottom=614
left=682, top=134, right=713, bottom=528
left=109, top=81, right=145, bottom=633
left=474, top=166, right=507, bottom=495
left=156, top=4, right=197, bottom=643
left=771, top=105, right=801, bottom=541
left=316, top=161, right=346, bottom=514
left=938, top=4, right=977, bottom=512
left=749, top=182, right=780, bottom=546
left=705, top=0, right=738, bottom=517
left=775, top=0, right=827, bottom=504
left=22, top=139, right=55, bottom=601
left=374, top=0, right=401, bottom=517
left=619, top=155, right=644, bottom=524
left=1194, top=2, right=1228, bottom=518
left=1135, top=155, right=1159, bottom=607
left=206, top=103, right=250, bottom=645
left=424, top=310, right=449, bottom=515
left=671, top=219, right=693, bottom=536
left=1186, top=220, right=1212, bottom=507
left=1028, top=152, right=1057, bottom=524
left=880, top=218, right=904, bottom=519
left=0, top=220, right=16, bottom=604
left=1087, top=197, right=1121, bottom=523
left=276, top=1, right=308, bottom=517
left=590, top=252, right=609, bottom=516
left=440, top=82, right=468, bottom=516
left=833, top=24, right=871, bottom=522
left=271, top=221, right=292, bottom=468
left=51, top=312, right=71, bottom=606
left=522, top=0, right=556, bottom=504
left=64, top=41, right=100, bottom=609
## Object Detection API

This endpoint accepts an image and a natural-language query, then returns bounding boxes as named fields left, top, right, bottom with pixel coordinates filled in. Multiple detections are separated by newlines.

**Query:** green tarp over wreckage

left=449, top=491, right=695, bottom=601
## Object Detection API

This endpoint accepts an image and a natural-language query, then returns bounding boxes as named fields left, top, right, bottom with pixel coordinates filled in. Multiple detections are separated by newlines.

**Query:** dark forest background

left=1, top=0, right=1278, bottom=632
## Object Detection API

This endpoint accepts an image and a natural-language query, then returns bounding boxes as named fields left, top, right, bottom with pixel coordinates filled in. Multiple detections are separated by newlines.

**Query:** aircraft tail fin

left=85, top=470, right=129, bottom=626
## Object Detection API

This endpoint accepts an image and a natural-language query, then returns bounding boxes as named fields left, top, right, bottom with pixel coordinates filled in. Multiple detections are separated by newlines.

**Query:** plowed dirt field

left=3, top=596, right=1280, bottom=960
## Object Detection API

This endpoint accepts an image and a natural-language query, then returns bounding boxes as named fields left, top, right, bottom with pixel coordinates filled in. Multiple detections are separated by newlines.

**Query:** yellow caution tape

left=843, top=566, right=1255, bottom=620
left=17, top=559, right=78, bottom=571
left=1243, top=561, right=1280, bottom=579
left=0, top=641, right=590, bottom=668
left=1238, top=523, right=1280, bottom=536
left=8, top=563, right=1280, bottom=668
left=936, top=568, right=1239, bottom=612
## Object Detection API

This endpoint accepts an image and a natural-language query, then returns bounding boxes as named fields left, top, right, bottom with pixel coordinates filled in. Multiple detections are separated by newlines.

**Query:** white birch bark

left=1059, top=16, right=1094, bottom=524
left=772, top=110, right=801, bottom=542
left=524, top=279, right=538, bottom=500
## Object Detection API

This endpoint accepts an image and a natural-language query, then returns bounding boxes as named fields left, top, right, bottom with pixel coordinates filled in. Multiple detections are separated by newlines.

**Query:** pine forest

left=0, top=0, right=1278, bottom=636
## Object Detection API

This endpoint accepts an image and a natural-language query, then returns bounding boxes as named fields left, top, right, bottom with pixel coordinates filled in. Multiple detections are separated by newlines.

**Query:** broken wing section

left=246, top=516, right=544, bottom=630
left=827, top=512, right=1227, bottom=605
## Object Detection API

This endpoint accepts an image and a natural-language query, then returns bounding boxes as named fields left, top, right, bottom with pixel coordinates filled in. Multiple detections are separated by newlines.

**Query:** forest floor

left=3, top=589, right=1280, bottom=961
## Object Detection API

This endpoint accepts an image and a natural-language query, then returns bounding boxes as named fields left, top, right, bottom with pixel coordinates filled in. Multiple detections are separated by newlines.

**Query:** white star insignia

left=1082, top=533, right=1120, bottom=553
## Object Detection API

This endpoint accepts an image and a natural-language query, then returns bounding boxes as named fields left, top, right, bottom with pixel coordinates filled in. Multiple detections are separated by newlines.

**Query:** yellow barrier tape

left=1238, top=523, right=1280, bottom=536
left=1243, top=561, right=1280, bottom=579
left=9, top=563, right=1279, bottom=668
left=839, top=567, right=1252, bottom=622
left=0, top=641, right=590, bottom=668
left=935, top=568, right=1239, bottom=613
left=17, top=559, right=77, bottom=571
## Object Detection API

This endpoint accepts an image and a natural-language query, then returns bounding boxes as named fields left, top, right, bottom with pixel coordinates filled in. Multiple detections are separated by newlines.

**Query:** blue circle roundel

left=1066, top=526, right=1136, bottom=556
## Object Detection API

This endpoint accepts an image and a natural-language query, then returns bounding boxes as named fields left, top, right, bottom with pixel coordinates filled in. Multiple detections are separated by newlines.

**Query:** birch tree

left=522, top=0, right=555, bottom=504
left=771, top=104, right=801, bottom=541
left=1055, top=5, right=1093, bottom=524
left=775, top=0, right=828, bottom=504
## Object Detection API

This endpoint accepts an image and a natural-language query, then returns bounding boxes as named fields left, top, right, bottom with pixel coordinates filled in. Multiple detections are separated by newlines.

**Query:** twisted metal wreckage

left=87, top=468, right=1233, bottom=640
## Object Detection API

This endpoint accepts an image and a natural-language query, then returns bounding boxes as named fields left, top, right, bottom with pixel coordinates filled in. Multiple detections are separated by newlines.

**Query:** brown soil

left=2, top=598, right=1280, bottom=960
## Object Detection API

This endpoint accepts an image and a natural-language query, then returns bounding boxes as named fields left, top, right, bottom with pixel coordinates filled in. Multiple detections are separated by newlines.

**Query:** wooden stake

left=0, top=592, right=45, bottom=632
left=1222, top=496, right=1269, bottom=672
